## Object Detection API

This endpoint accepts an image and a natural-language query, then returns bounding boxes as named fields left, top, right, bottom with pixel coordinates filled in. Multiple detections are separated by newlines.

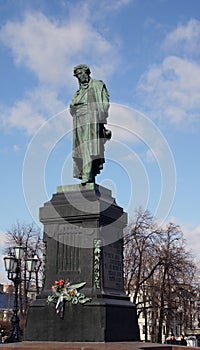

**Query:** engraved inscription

left=103, top=241, right=123, bottom=290
left=57, top=224, right=81, bottom=272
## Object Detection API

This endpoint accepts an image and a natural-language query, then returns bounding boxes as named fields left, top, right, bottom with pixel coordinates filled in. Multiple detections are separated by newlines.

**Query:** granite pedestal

left=25, top=184, right=139, bottom=342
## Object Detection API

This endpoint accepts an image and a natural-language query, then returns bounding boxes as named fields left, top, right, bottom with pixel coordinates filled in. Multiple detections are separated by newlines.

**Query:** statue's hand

left=103, top=128, right=112, bottom=141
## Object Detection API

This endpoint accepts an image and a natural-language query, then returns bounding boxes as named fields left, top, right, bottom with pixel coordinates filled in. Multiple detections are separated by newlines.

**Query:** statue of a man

left=70, top=64, right=111, bottom=185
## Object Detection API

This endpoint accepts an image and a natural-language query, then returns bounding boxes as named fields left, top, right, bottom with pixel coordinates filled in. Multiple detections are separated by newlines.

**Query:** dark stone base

left=24, top=185, right=140, bottom=342
left=25, top=297, right=139, bottom=342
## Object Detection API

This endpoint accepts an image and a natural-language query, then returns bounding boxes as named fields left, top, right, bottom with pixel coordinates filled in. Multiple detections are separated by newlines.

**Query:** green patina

left=69, top=64, right=111, bottom=185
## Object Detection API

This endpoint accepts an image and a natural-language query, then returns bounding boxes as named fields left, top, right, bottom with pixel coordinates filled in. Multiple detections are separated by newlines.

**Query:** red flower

left=54, top=281, right=59, bottom=285
left=59, top=279, right=65, bottom=286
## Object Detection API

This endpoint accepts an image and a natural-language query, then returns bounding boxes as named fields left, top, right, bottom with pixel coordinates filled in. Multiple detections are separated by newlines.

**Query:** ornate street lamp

left=3, top=246, right=38, bottom=343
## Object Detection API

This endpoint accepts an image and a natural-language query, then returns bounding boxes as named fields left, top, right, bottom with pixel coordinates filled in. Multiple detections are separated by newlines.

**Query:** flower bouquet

left=47, top=279, right=91, bottom=318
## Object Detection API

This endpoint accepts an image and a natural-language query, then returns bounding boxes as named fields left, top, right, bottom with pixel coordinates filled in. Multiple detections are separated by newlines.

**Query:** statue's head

left=73, top=64, right=91, bottom=85
left=73, top=64, right=91, bottom=77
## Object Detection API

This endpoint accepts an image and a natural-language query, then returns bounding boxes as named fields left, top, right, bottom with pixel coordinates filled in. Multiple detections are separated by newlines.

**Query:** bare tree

left=124, top=209, right=198, bottom=343
left=155, top=222, right=197, bottom=342
left=124, top=208, right=163, bottom=304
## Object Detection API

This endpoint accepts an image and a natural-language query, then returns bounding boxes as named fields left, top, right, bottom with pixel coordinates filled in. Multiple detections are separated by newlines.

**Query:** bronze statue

left=70, top=64, right=111, bottom=185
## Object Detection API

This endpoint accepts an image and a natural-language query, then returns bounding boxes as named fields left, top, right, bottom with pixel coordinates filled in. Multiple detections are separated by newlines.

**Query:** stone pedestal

left=25, top=184, right=140, bottom=342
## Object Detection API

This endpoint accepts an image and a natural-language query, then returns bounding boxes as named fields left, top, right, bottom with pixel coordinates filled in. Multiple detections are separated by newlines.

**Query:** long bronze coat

left=70, top=78, right=110, bottom=182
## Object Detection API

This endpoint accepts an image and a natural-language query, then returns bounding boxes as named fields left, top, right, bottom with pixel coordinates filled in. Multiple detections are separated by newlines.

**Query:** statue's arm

left=70, top=92, right=79, bottom=116
left=98, top=82, right=109, bottom=123
left=101, top=83, right=110, bottom=114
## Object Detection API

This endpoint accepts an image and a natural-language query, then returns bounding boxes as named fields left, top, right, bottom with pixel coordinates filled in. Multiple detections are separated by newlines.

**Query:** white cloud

left=0, top=87, right=67, bottom=135
left=3, top=101, right=45, bottom=135
left=0, top=12, right=118, bottom=87
left=77, top=0, right=132, bottom=18
left=137, top=19, right=200, bottom=127
left=182, top=224, right=200, bottom=261
left=138, top=55, right=200, bottom=125
left=0, top=11, right=120, bottom=135
left=1, top=95, right=44, bottom=135
left=97, top=0, right=132, bottom=12
left=109, top=104, right=144, bottom=143
left=163, top=19, right=200, bottom=56
left=109, top=103, right=176, bottom=169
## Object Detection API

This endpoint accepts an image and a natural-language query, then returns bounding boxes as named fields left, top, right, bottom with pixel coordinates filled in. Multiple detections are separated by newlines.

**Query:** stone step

left=0, top=342, right=196, bottom=350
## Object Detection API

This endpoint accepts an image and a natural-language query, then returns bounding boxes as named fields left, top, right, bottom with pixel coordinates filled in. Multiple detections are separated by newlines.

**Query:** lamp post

left=143, top=283, right=148, bottom=342
left=3, top=245, right=38, bottom=343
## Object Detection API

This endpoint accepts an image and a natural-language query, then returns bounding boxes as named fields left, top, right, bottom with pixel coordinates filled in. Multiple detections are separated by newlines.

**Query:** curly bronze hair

left=73, top=64, right=91, bottom=77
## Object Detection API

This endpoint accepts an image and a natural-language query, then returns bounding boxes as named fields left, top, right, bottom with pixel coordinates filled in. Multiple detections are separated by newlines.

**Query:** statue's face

left=75, top=69, right=90, bottom=84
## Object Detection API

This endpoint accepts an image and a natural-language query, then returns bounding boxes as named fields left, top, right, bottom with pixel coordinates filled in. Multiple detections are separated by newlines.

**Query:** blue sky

left=0, top=0, right=200, bottom=281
